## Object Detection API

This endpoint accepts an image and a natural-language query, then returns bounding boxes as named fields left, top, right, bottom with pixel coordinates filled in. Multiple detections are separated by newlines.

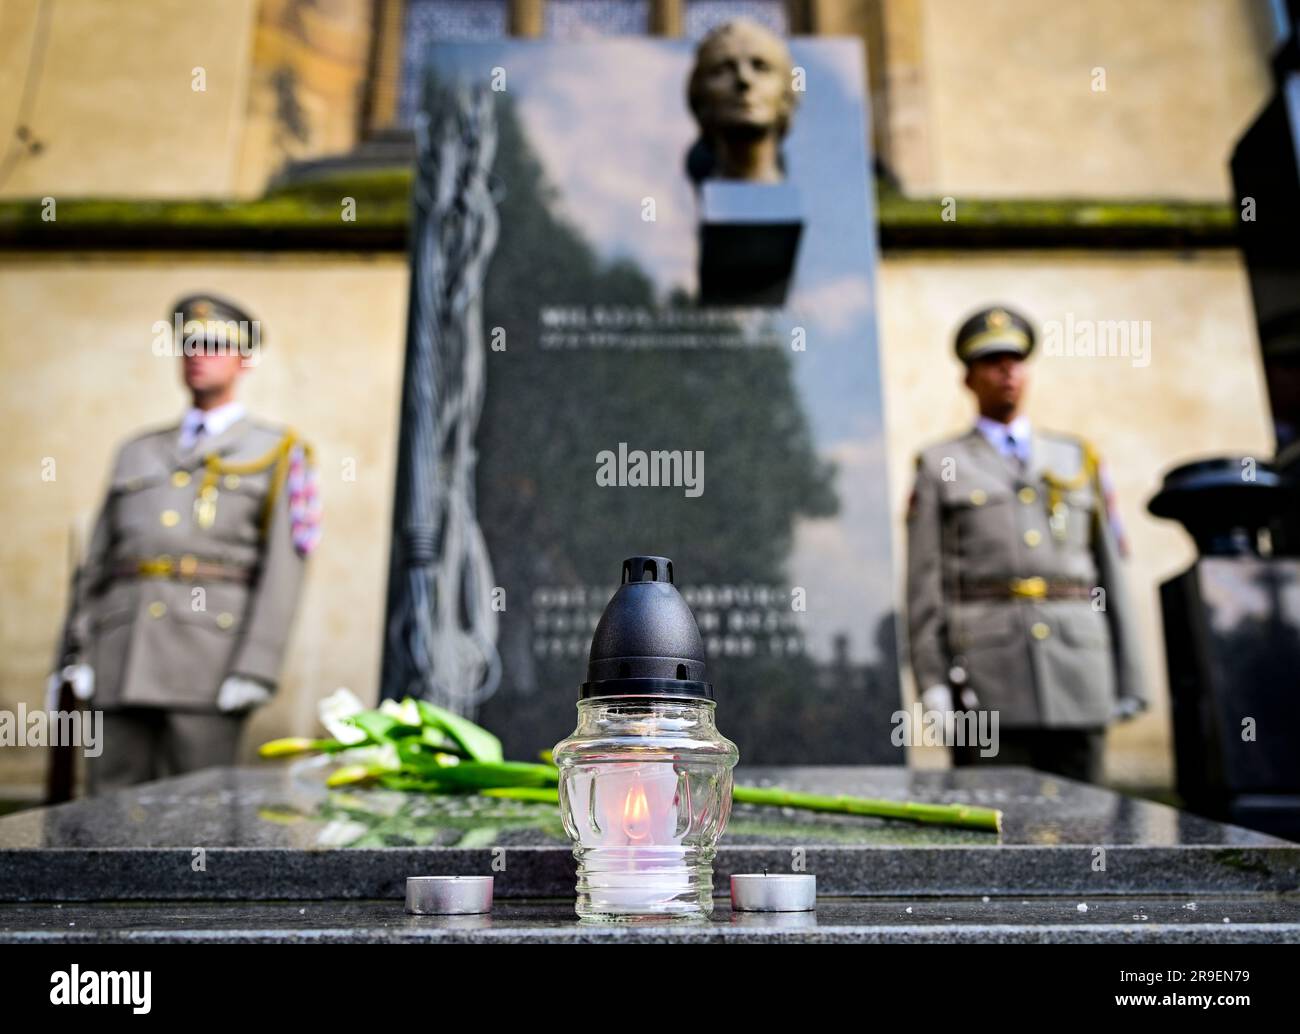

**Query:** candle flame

left=621, top=777, right=652, bottom=841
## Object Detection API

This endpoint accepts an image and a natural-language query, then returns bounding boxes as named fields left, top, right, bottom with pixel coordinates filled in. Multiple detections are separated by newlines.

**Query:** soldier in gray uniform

left=905, top=306, right=1148, bottom=783
left=48, top=294, right=320, bottom=793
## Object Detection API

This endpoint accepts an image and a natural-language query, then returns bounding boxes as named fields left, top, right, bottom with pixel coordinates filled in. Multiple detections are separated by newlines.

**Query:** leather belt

left=959, top=576, right=1094, bottom=601
left=114, top=555, right=255, bottom=585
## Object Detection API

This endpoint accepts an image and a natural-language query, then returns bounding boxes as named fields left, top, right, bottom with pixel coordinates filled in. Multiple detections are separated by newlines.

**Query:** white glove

left=217, top=675, right=272, bottom=713
left=1111, top=696, right=1147, bottom=723
left=921, top=683, right=982, bottom=744
left=921, top=684, right=953, bottom=712
left=921, top=684, right=980, bottom=712
left=921, top=684, right=958, bottom=742
left=46, top=664, right=94, bottom=709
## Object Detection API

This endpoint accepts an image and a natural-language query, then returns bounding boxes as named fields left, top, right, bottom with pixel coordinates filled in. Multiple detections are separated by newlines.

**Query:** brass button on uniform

left=1018, top=486, right=1037, bottom=504
left=223, top=474, right=241, bottom=490
left=969, top=489, right=988, bottom=506
left=1031, top=622, right=1051, bottom=640
left=171, top=470, right=192, bottom=487
left=148, top=601, right=167, bottom=619
left=160, top=509, right=180, bottom=527
left=178, top=555, right=199, bottom=576
left=1023, top=529, right=1042, bottom=547
left=216, top=612, right=235, bottom=629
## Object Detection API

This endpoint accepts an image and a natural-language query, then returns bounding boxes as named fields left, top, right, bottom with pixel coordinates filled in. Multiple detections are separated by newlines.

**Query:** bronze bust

left=687, top=19, right=798, bottom=184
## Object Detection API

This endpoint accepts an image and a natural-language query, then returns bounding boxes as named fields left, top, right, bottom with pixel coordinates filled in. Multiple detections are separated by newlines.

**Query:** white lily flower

left=319, top=687, right=368, bottom=745
left=378, top=697, right=421, bottom=726
left=316, top=819, right=370, bottom=847
left=341, top=742, right=401, bottom=772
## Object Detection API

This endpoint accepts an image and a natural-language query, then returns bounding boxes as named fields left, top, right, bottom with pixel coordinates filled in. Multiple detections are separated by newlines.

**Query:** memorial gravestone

left=383, top=32, right=898, bottom=765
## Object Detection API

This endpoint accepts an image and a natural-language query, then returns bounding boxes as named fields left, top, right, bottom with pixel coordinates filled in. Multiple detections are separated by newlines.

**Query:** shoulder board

left=1040, top=430, right=1102, bottom=485
left=119, top=424, right=178, bottom=454
left=918, top=432, right=970, bottom=462
left=1037, top=428, right=1084, bottom=447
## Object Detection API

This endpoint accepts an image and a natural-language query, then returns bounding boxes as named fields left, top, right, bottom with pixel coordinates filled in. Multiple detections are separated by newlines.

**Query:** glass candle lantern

left=553, top=556, right=739, bottom=922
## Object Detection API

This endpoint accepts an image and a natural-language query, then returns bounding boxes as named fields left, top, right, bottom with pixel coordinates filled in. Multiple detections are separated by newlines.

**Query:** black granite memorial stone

left=382, top=39, right=899, bottom=767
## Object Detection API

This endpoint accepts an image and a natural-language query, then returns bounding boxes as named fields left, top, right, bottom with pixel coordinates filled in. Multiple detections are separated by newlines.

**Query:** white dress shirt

left=178, top=400, right=245, bottom=453
left=975, top=414, right=1031, bottom=467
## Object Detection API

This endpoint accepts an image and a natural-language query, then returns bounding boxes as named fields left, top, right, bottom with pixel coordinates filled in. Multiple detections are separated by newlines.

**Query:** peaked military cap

left=954, top=305, right=1034, bottom=365
left=171, top=293, right=261, bottom=352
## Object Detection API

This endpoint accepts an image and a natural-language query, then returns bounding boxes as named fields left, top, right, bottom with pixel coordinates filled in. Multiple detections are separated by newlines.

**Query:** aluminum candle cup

left=730, top=873, right=817, bottom=912
left=405, top=876, right=494, bottom=915
left=553, top=556, right=740, bottom=923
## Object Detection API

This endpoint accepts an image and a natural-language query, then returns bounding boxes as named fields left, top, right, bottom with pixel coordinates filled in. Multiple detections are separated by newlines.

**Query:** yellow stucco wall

left=0, top=255, right=408, bottom=793
left=0, top=249, right=1274, bottom=794
left=0, top=0, right=260, bottom=199
left=886, top=0, right=1277, bottom=200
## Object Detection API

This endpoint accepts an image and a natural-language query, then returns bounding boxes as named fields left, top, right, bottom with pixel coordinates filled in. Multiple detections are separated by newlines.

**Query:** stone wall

left=0, top=0, right=372, bottom=201
left=0, top=0, right=1279, bottom=201
left=0, top=0, right=259, bottom=199
left=880, top=0, right=1277, bottom=200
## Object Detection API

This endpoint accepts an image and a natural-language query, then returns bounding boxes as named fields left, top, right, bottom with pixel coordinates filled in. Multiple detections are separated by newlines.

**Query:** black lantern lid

left=580, top=556, right=714, bottom=700
left=1147, top=456, right=1288, bottom=556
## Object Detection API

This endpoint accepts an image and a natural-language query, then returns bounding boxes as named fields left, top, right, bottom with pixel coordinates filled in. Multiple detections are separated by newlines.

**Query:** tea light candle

left=730, top=873, right=816, bottom=912
left=405, top=875, right=494, bottom=915
left=568, top=764, right=695, bottom=912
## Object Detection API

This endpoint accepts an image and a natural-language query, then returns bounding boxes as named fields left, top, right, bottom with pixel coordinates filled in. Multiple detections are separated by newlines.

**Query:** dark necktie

left=1005, top=434, right=1026, bottom=475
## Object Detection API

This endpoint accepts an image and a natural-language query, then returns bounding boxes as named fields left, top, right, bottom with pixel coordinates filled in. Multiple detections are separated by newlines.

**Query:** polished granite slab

left=0, top=764, right=1296, bottom=902
left=3, top=896, right=1298, bottom=944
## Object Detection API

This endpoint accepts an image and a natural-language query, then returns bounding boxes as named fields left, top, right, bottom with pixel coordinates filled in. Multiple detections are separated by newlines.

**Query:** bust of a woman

left=686, top=19, right=798, bottom=184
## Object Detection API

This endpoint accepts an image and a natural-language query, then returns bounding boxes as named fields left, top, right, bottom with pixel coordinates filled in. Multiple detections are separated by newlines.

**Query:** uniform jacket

left=905, top=426, right=1148, bottom=728
left=58, top=414, right=314, bottom=710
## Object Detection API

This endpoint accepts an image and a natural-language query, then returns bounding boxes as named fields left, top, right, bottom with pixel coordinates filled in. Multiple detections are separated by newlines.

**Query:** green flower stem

left=731, top=785, right=1002, bottom=833
left=480, top=787, right=562, bottom=803
left=259, top=737, right=350, bottom=758
left=478, top=783, right=1001, bottom=832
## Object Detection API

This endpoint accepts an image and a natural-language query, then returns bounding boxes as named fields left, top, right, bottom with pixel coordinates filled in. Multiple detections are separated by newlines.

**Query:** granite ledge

left=2, top=896, right=1297, bottom=944
left=2, top=765, right=1296, bottom=902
